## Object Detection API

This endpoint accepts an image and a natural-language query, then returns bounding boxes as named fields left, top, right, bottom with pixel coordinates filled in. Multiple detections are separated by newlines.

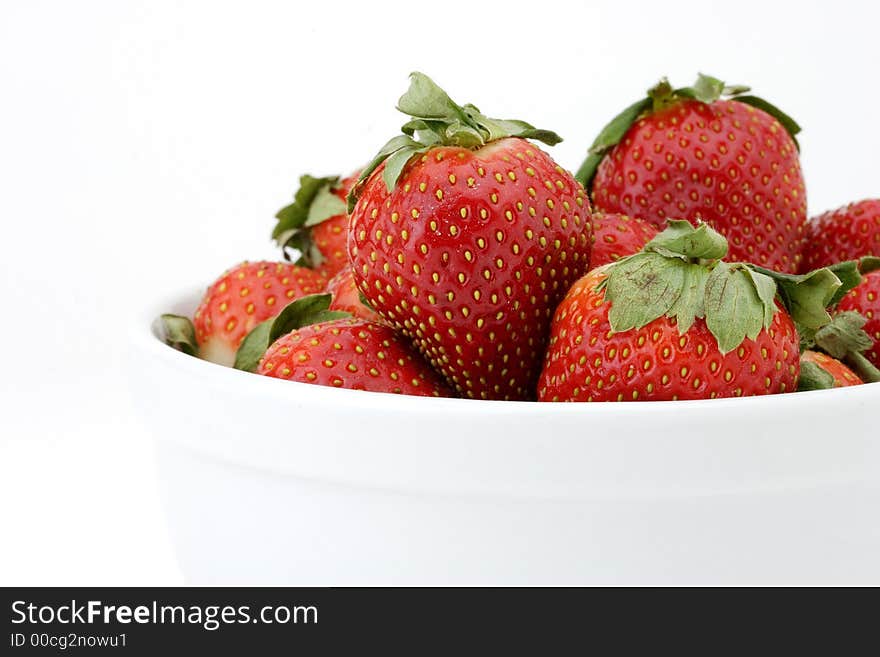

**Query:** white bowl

left=131, top=288, right=880, bottom=585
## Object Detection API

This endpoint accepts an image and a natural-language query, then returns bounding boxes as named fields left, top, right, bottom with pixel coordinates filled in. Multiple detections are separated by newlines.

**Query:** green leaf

left=273, top=175, right=339, bottom=241
left=826, top=260, right=863, bottom=306
left=723, top=84, right=751, bottom=96
left=156, top=314, right=198, bottom=356
left=396, top=72, right=471, bottom=124
left=744, top=267, right=779, bottom=327
left=605, top=253, right=687, bottom=332
left=233, top=294, right=350, bottom=372
left=383, top=146, right=426, bottom=193
left=734, top=95, right=802, bottom=149
left=704, top=262, right=768, bottom=353
left=514, top=127, right=563, bottom=145
left=470, top=114, right=562, bottom=146
left=401, top=118, right=446, bottom=145
left=352, top=72, right=563, bottom=209
left=749, top=265, right=840, bottom=330
left=665, top=264, right=710, bottom=333
left=574, top=97, right=651, bottom=188
left=797, top=359, right=836, bottom=391
left=348, top=135, right=423, bottom=211
left=303, top=187, right=346, bottom=227
left=813, top=311, right=873, bottom=359
left=234, top=320, right=273, bottom=373
left=280, top=226, right=325, bottom=268
left=601, top=217, right=789, bottom=352
left=644, top=220, right=729, bottom=260
left=273, top=174, right=348, bottom=264
left=788, top=270, right=838, bottom=329
left=443, top=121, right=485, bottom=148
left=859, top=256, right=880, bottom=274
left=843, top=352, right=880, bottom=384
left=647, top=78, right=676, bottom=109
left=690, top=73, right=726, bottom=104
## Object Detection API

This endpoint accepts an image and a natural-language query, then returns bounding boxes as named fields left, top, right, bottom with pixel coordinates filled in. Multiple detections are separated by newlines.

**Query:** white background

left=1, top=0, right=878, bottom=584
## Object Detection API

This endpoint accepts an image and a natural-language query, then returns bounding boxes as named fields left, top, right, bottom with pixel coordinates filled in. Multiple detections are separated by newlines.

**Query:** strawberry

left=273, top=172, right=359, bottom=278
left=326, top=268, right=382, bottom=322
left=159, top=261, right=327, bottom=367
left=576, top=74, right=806, bottom=273
left=800, top=351, right=862, bottom=388
left=347, top=73, right=592, bottom=400
left=257, top=318, right=454, bottom=397
left=800, top=200, right=880, bottom=271
left=538, top=221, right=843, bottom=402
left=836, top=266, right=880, bottom=368
left=589, top=212, right=658, bottom=269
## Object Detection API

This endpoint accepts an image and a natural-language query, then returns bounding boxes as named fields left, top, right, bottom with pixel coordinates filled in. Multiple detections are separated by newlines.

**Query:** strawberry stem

left=348, top=72, right=563, bottom=211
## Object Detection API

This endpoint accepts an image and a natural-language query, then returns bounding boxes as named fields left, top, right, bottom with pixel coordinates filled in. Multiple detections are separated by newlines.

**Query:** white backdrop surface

left=1, top=0, right=878, bottom=584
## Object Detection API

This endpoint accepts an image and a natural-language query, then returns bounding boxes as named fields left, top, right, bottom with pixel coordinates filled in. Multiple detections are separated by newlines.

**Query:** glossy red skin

left=310, top=172, right=359, bottom=278
left=326, top=268, right=382, bottom=322
left=349, top=138, right=592, bottom=400
left=837, top=270, right=880, bottom=367
left=592, top=99, right=806, bottom=273
left=193, top=261, right=327, bottom=362
left=589, top=212, right=658, bottom=269
left=257, top=319, right=453, bottom=397
left=538, top=268, right=800, bottom=401
left=801, top=350, right=862, bottom=387
left=800, top=200, right=880, bottom=272
left=311, top=215, right=350, bottom=278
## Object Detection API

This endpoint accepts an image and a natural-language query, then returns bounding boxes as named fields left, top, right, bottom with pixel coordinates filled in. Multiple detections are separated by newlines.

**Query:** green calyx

left=600, top=220, right=844, bottom=354
left=273, top=175, right=348, bottom=266
left=797, top=360, right=836, bottom=391
left=233, top=294, right=350, bottom=372
left=156, top=314, right=199, bottom=357
left=574, top=73, right=802, bottom=191
left=347, top=72, right=562, bottom=212
left=800, top=310, right=880, bottom=385
left=859, top=256, right=880, bottom=274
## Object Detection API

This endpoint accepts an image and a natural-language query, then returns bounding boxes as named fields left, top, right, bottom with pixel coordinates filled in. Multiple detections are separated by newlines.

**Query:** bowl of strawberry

left=134, top=73, right=880, bottom=585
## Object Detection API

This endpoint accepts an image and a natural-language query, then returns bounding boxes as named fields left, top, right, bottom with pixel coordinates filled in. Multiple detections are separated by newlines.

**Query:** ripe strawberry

left=589, top=212, right=658, bottom=269
left=538, top=221, right=842, bottom=402
left=800, top=351, right=861, bottom=388
left=800, top=200, right=880, bottom=271
left=189, top=261, right=327, bottom=366
left=347, top=73, right=592, bottom=400
left=577, top=74, right=806, bottom=273
left=326, top=268, right=382, bottom=322
left=257, top=318, right=453, bottom=397
left=273, top=172, right=359, bottom=278
left=837, top=268, right=880, bottom=368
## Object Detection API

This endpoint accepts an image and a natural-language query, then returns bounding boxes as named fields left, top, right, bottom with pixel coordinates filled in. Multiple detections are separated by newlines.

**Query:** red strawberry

left=800, top=351, right=862, bottom=388
left=577, top=74, right=806, bottom=273
left=326, top=268, right=382, bottom=322
left=347, top=73, right=592, bottom=400
left=837, top=268, right=880, bottom=368
left=257, top=318, right=453, bottom=397
left=190, top=261, right=327, bottom=366
left=538, top=221, right=840, bottom=402
left=273, top=172, right=359, bottom=278
left=800, top=200, right=880, bottom=272
left=589, top=212, right=658, bottom=269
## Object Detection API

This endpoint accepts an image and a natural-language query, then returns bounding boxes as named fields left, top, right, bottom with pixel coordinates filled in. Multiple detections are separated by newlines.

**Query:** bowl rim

left=135, top=285, right=880, bottom=415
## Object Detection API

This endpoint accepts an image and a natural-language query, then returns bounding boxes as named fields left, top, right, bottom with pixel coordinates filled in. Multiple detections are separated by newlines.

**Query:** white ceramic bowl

left=131, top=288, right=880, bottom=585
